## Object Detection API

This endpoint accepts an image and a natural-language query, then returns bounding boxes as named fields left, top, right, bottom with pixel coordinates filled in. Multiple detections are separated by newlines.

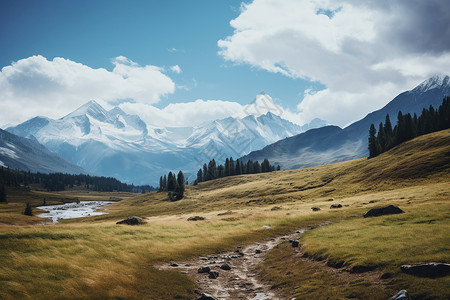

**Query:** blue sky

left=1, top=0, right=449, bottom=128
left=0, top=0, right=319, bottom=110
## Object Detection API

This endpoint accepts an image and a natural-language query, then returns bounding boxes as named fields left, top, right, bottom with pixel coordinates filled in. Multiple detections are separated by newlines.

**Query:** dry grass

left=0, top=129, right=448, bottom=299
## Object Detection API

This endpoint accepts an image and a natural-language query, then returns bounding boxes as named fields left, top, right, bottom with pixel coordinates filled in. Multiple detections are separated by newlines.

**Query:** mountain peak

left=414, top=74, right=450, bottom=93
left=62, top=100, right=108, bottom=121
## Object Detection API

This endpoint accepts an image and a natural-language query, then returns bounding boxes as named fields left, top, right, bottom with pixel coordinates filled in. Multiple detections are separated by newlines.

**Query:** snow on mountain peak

left=414, top=74, right=450, bottom=93
left=63, top=100, right=108, bottom=121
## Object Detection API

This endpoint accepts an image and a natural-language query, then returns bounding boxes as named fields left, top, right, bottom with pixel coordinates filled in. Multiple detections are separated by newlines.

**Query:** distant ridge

left=241, top=75, right=450, bottom=169
left=0, top=128, right=87, bottom=174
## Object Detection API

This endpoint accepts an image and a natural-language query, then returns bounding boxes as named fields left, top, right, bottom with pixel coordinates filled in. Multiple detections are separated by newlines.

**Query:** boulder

left=401, top=263, right=450, bottom=278
left=271, top=206, right=282, bottom=211
left=364, top=205, right=404, bottom=218
left=197, top=293, right=217, bottom=300
left=220, top=263, right=231, bottom=270
left=187, top=216, right=205, bottom=221
left=197, top=266, right=211, bottom=274
left=330, top=204, right=342, bottom=209
left=311, top=207, right=321, bottom=211
left=208, top=271, right=219, bottom=279
left=288, top=240, right=299, bottom=248
left=116, top=216, right=146, bottom=225
left=389, top=290, right=411, bottom=300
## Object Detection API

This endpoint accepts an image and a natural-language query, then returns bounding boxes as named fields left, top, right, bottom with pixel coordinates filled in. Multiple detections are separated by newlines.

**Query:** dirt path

left=157, top=229, right=306, bottom=300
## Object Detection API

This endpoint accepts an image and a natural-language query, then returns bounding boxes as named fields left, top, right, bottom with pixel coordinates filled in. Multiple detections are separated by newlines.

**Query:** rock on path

left=157, top=229, right=307, bottom=299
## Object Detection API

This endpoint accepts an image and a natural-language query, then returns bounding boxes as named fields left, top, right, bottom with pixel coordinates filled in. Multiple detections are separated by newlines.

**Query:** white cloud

left=170, top=65, right=182, bottom=74
left=119, top=99, right=245, bottom=127
left=0, top=55, right=175, bottom=126
left=218, top=0, right=450, bottom=126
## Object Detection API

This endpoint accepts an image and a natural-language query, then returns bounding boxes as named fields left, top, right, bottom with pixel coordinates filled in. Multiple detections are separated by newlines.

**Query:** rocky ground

left=158, top=228, right=307, bottom=300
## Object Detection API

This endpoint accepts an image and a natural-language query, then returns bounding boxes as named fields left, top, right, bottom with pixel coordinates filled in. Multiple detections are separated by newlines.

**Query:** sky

left=1, top=0, right=449, bottom=128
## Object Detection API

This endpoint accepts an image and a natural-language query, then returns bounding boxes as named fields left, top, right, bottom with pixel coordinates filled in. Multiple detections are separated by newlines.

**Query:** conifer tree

left=203, top=163, right=208, bottom=182
left=0, top=185, right=6, bottom=203
left=229, top=157, right=235, bottom=176
left=368, top=123, right=377, bottom=158
left=176, top=171, right=185, bottom=200
left=235, top=159, right=242, bottom=175
left=24, top=202, right=33, bottom=216
left=225, top=158, right=230, bottom=176
left=159, top=176, right=163, bottom=192
left=197, top=169, right=203, bottom=183
left=167, top=172, right=176, bottom=192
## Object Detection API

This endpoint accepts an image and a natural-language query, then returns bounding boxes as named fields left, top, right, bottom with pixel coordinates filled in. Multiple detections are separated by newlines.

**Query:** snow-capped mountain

left=241, top=75, right=450, bottom=170
left=8, top=100, right=325, bottom=185
left=0, top=129, right=87, bottom=174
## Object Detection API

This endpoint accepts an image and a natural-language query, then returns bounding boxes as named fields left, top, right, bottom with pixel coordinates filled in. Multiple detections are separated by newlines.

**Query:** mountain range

left=241, top=75, right=450, bottom=169
left=0, top=128, right=86, bottom=174
left=7, top=99, right=326, bottom=185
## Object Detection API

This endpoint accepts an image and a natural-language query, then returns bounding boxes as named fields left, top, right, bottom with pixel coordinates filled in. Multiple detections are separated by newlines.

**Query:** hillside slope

left=102, top=128, right=450, bottom=218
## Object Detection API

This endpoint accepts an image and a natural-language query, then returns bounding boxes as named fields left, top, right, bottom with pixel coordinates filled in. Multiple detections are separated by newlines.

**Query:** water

left=36, top=201, right=113, bottom=223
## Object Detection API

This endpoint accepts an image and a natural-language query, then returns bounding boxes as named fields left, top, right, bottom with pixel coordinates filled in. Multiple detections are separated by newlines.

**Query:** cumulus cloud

left=218, top=0, right=450, bottom=126
left=119, top=99, right=245, bottom=127
left=0, top=55, right=175, bottom=125
left=118, top=93, right=309, bottom=128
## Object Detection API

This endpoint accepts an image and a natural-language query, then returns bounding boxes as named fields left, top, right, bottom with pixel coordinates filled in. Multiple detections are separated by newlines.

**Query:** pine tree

left=197, top=169, right=203, bottom=183
left=229, top=157, right=235, bottom=176
left=235, top=159, right=242, bottom=175
left=24, top=202, right=33, bottom=216
left=175, top=171, right=185, bottom=200
left=277, top=165, right=281, bottom=171
left=163, top=175, right=167, bottom=191
left=0, top=185, right=6, bottom=203
left=368, top=123, right=377, bottom=158
left=225, top=158, right=230, bottom=177
left=167, top=172, right=176, bottom=192
left=376, top=122, right=385, bottom=153
left=159, top=176, right=163, bottom=192
left=253, top=161, right=261, bottom=173
left=202, top=163, right=208, bottom=182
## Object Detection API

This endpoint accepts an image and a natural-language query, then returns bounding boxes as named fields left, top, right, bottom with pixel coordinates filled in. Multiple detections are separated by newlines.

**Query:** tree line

left=158, top=171, right=185, bottom=200
left=0, top=166, right=155, bottom=200
left=368, top=97, right=450, bottom=158
left=195, top=157, right=279, bottom=184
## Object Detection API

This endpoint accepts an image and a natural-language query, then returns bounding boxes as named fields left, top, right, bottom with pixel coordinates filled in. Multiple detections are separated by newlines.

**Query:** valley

left=0, top=129, right=448, bottom=299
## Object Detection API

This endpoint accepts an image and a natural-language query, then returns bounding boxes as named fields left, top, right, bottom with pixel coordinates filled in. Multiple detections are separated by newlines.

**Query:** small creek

left=36, top=201, right=113, bottom=223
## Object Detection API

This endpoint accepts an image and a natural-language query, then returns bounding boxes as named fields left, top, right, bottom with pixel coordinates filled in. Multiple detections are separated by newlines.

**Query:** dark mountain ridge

left=241, top=75, right=450, bottom=169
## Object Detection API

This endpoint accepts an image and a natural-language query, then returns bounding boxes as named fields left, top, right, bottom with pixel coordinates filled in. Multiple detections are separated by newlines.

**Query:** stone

left=255, top=249, right=262, bottom=254
left=401, top=263, right=450, bottom=278
left=330, top=204, right=342, bottom=209
left=220, top=263, right=231, bottom=270
left=208, top=271, right=219, bottom=279
left=364, top=205, right=404, bottom=218
left=116, top=216, right=146, bottom=225
left=197, top=266, right=211, bottom=274
left=291, top=241, right=299, bottom=248
left=197, top=293, right=217, bottom=300
left=311, top=207, right=321, bottom=211
left=389, top=290, right=411, bottom=300
left=169, top=263, right=178, bottom=267
left=187, top=216, right=205, bottom=221
left=271, top=206, right=282, bottom=211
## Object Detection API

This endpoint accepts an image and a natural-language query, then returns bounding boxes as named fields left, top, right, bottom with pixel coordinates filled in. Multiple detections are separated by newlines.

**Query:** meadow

left=0, top=129, right=449, bottom=299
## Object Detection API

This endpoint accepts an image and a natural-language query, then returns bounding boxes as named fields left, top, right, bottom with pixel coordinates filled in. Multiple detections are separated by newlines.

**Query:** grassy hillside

left=0, top=129, right=448, bottom=299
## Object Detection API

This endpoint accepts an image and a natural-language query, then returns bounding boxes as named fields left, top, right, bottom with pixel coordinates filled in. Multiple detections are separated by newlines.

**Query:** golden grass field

left=0, top=129, right=449, bottom=299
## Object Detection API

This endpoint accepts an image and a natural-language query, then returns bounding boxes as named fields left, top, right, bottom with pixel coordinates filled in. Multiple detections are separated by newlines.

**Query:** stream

left=36, top=201, right=113, bottom=223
